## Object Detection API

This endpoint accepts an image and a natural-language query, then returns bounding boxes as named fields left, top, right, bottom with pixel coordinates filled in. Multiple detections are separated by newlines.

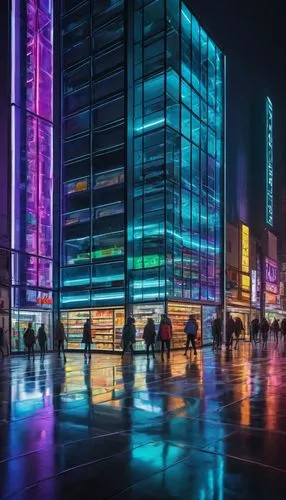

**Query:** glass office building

left=60, top=0, right=224, bottom=351
left=10, top=0, right=54, bottom=351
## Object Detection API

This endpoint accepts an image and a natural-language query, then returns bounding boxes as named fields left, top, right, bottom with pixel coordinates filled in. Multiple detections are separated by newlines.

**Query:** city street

left=1, top=343, right=286, bottom=499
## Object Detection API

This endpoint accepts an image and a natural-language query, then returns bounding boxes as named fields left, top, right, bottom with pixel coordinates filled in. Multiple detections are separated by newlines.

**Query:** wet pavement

left=1, top=343, right=286, bottom=499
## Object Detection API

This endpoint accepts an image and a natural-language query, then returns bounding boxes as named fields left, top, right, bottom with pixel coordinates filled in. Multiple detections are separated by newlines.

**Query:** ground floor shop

left=11, top=309, right=53, bottom=353
left=227, top=305, right=250, bottom=340
left=60, top=302, right=220, bottom=353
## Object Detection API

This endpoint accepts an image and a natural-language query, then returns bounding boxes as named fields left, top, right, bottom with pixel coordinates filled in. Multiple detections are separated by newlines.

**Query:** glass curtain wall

left=11, top=0, right=54, bottom=351
left=61, top=1, right=125, bottom=311
left=128, top=0, right=224, bottom=306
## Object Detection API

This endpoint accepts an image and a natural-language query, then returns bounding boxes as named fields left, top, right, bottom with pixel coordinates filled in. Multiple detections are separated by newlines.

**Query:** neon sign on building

left=241, top=224, right=250, bottom=275
left=266, top=97, right=273, bottom=226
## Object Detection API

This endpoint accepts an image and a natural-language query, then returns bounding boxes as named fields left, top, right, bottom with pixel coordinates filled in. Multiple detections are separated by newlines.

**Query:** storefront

left=60, top=301, right=218, bottom=353
left=61, top=308, right=125, bottom=351
left=11, top=290, right=54, bottom=353
left=11, top=309, right=53, bottom=352
left=227, top=303, right=250, bottom=339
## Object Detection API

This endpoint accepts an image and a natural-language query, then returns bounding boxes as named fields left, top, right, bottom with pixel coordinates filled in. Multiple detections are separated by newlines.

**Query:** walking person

left=234, top=317, right=244, bottom=350
left=271, top=318, right=280, bottom=345
left=281, top=317, right=286, bottom=344
left=212, top=316, right=222, bottom=350
left=226, top=314, right=235, bottom=350
left=56, top=319, right=67, bottom=362
left=23, top=323, right=36, bottom=360
left=143, top=318, right=156, bottom=359
left=250, top=317, right=260, bottom=344
left=0, top=327, right=5, bottom=358
left=82, top=318, right=92, bottom=360
left=184, top=314, right=198, bottom=357
left=261, top=317, right=270, bottom=350
left=158, top=314, right=172, bottom=361
left=37, top=323, right=47, bottom=360
left=121, top=317, right=136, bottom=359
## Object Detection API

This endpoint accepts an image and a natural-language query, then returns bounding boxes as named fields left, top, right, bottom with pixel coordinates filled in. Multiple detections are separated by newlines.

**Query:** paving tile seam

left=3, top=438, right=163, bottom=500
left=187, top=415, right=286, bottom=436
left=108, top=455, right=195, bottom=499
left=0, top=429, right=133, bottom=465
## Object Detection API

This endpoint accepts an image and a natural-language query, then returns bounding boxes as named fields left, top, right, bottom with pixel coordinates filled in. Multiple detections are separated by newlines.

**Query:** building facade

left=10, top=0, right=54, bottom=351
left=59, top=0, right=225, bottom=351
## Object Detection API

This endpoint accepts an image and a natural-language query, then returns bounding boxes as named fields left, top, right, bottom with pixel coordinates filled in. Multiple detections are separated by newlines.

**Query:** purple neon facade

left=11, top=0, right=53, bottom=307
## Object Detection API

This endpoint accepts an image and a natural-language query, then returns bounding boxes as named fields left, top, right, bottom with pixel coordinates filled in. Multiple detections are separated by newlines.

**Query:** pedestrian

left=0, top=327, right=5, bottom=358
left=23, top=323, right=36, bottom=360
left=260, top=317, right=269, bottom=350
left=82, top=318, right=92, bottom=360
left=121, top=317, right=136, bottom=359
left=281, top=318, right=286, bottom=343
left=158, top=314, right=172, bottom=361
left=226, top=314, right=235, bottom=349
left=234, top=317, right=244, bottom=350
left=143, top=318, right=156, bottom=359
left=37, top=323, right=47, bottom=359
left=56, top=319, right=67, bottom=362
left=212, top=316, right=222, bottom=350
left=184, top=314, right=198, bottom=357
left=250, top=317, right=260, bottom=344
left=271, top=318, right=280, bottom=345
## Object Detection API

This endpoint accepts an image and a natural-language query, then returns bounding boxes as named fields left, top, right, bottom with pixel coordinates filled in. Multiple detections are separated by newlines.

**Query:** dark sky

left=190, top=0, right=286, bottom=237
left=190, top=0, right=286, bottom=164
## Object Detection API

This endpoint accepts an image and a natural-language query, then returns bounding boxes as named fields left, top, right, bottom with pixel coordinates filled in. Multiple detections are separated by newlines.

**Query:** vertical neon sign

left=266, top=97, right=273, bottom=227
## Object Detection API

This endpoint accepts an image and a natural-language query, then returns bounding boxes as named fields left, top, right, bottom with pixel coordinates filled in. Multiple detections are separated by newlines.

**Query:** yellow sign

left=241, top=274, right=250, bottom=291
left=241, top=224, right=249, bottom=274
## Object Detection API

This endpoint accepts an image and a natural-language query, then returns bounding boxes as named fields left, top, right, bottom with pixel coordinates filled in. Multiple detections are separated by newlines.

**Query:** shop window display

left=168, top=303, right=201, bottom=349
left=61, top=308, right=124, bottom=351
left=132, top=303, right=165, bottom=351
left=11, top=309, right=53, bottom=353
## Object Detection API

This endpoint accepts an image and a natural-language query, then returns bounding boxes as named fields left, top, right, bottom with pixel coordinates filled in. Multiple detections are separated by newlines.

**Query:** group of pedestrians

left=11, top=311, right=286, bottom=363
left=250, top=316, right=286, bottom=348
left=122, top=313, right=199, bottom=360
left=225, top=315, right=244, bottom=350
left=23, top=322, right=47, bottom=360
left=215, top=314, right=286, bottom=351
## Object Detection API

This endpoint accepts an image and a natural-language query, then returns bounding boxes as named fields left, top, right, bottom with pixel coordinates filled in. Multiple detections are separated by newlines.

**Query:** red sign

left=36, top=297, right=53, bottom=305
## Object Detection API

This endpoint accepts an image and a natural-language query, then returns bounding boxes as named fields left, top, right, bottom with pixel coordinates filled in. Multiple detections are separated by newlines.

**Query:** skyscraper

left=59, top=0, right=225, bottom=351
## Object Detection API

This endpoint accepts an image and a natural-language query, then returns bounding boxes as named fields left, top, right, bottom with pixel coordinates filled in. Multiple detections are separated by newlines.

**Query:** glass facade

left=61, top=0, right=126, bottom=314
left=11, top=0, right=54, bottom=351
left=128, top=0, right=224, bottom=306
left=59, top=1, right=224, bottom=350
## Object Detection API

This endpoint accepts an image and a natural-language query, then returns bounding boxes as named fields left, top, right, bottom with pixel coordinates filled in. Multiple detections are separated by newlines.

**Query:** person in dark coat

left=234, top=317, right=244, bottom=350
left=271, top=318, right=280, bottom=345
left=37, top=324, right=47, bottom=359
left=212, top=316, right=222, bottom=350
left=82, top=318, right=92, bottom=359
left=281, top=318, right=286, bottom=343
left=226, top=314, right=235, bottom=349
left=250, top=317, right=260, bottom=344
left=143, top=318, right=156, bottom=359
left=122, top=317, right=136, bottom=359
left=158, top=314, right=172, bottom=361
left=184, top=314, right=198, bottom=357
left=23, top=323, right=36, bottom=360
left=55, top=319, right=67, bottom=362
left=261, top=317, right=270, bottom=350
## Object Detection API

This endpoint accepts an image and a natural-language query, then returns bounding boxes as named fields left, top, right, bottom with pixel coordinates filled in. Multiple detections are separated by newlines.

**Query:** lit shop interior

left=60, top=303, right=217, bottom=352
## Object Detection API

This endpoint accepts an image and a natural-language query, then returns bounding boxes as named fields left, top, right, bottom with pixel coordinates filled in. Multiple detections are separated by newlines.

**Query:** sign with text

left=266, top=97, right=273, bottom=226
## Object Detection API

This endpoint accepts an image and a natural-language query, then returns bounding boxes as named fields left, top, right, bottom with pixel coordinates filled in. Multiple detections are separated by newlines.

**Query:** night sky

left=190, top=0, right=286, bottom=234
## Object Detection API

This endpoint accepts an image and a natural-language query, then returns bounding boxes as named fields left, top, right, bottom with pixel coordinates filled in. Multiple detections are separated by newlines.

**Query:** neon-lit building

left=59, top=1, right=225, bottom=351
left=10, top=0, right=54, bottom=351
